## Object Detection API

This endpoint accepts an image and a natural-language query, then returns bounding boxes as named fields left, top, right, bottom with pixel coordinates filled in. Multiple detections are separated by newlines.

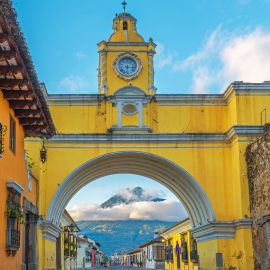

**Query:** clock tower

left=97, top=10, right=157, bottom=96
left=97, top=6, right=157, bottom=131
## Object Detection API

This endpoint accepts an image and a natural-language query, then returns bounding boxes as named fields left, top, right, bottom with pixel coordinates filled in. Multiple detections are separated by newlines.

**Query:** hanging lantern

left=68, top=223, right=79, bottom=233
left=40, top=140, right=47, bottom=163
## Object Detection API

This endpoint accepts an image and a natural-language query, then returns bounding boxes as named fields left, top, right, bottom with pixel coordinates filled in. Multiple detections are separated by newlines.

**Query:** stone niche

left=246, top=124, right=270, bottom=270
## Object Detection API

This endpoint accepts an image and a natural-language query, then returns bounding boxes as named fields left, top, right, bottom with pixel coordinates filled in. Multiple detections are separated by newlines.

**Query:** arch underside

left=46, top=151, right=215, bottom=227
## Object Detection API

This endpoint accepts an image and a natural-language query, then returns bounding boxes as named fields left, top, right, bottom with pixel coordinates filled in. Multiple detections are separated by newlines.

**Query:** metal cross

left=122, top=0, right=127, bottom=12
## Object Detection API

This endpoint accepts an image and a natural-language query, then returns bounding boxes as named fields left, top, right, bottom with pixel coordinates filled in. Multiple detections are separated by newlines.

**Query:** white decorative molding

left=41, top=221, right=62, bottom=242
left=111, top=86, right=150, bottom=129
left=6, top=181, right=24, bottom=194
left=114, top=86, right=146, bottom=97
left=160, top=218, right=192, bottom=238
left=46, top=81, right=270, bottom=105
left=190, top=219, right=252, bottom=242
left=109, top=126, right=152, bottom=134
left=40, top=125, right=265, bottom=144
left=23, top=198, right=38, bottom=214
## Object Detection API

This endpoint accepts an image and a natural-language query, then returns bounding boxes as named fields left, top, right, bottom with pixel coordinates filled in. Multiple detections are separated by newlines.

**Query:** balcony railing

left=6, top=229, right=20, bottom=250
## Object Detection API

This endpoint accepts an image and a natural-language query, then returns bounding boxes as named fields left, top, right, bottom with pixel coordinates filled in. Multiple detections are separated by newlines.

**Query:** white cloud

left=59, top=75, right=90, bottom=93
left=115, top=187, right=165, bottom=202
left=74, top=51, right=88, bottom=60
left=220, top=29, right=270, bottom=84
left=155, top=43, right=175, bottom=69
left=67, top=200, right=187, bottom=222
left=172, top=27, right=270, bottom=93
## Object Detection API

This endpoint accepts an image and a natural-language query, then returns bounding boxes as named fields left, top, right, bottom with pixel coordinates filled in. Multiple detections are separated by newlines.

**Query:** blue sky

left=13, top=1, right=270, bottom=220
left=14, top=0, right=270, bottom=94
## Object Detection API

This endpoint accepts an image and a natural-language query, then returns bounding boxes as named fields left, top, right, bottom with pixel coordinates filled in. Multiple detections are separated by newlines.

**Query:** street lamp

left=40, top=140, right=47, bottom=163
left=68, top=223, right=78, bottom=233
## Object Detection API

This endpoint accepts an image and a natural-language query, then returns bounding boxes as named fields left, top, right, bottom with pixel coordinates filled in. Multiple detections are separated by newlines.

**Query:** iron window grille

left=6, top=189, right=21, bottom=253
left=155, top=246, right=165, bottom=261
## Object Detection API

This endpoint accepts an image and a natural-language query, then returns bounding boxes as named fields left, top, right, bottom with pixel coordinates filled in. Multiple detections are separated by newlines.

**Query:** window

left=123, top=103, right=137, bottom=115
left=9, top=115, right=16, bottom=154
left=155, top=246, right=165, bottom=261
left=147, top=246, right=150, bottom=260
left=0, top=123, right=7, bottom=157
left=6, top=188, right=21, bottom=253
left=123, top=21, right=128, bottom=30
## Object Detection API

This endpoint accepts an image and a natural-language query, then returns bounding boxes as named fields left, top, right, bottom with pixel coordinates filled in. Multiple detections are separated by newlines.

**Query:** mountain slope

left=101, top=187, right=165, bottom=208
left=77, top=220, right=175, bottom=256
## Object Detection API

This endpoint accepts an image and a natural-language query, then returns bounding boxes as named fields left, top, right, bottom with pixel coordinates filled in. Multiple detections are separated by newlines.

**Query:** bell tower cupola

left=109, top=12, right=144, bottom=43
left=97, top=1, right=157, bottom=96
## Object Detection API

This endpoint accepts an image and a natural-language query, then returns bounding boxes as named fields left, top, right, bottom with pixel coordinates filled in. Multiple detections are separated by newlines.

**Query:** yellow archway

left=46, top=151, right=215, bottom=227
left=23, top=8, right=268, bottom=269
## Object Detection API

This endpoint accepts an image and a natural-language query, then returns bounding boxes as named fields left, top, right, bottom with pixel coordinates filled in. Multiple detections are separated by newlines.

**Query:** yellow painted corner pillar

left=40, top=221, right=61, bottom=270
left=193, top=221, right=254, bottom=269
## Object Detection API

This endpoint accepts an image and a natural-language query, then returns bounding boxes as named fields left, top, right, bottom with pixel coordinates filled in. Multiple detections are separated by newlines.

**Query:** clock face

left=113, top=53, right=143, bottom=80
left=117, top=57, right=138, bottom=76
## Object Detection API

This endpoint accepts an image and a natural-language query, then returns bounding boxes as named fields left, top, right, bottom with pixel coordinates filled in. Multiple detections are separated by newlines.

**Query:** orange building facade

left=0, top=1, right=55, bottom=269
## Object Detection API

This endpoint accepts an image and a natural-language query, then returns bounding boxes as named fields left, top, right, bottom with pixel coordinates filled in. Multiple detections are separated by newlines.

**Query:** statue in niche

left=181, top=238, right=188, bottom=263
left=175, top=240, right=181, bottom=269
left=190, top=238, right=198, bottom=263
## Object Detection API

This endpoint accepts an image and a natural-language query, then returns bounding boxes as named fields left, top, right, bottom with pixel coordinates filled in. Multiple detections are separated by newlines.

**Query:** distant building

left=126, top=230, right=165, bottom=269
left=139, top=236, right=165, bottom=269
left=110, top=251, right=129, bottom=266
left=160, top=218, right=199, bottom=270
left=77, top=235, right=104, bottom=269
left=96, top=249, right=104, bottom=266
left=127, top=248, right=143, bottom=268
left=77, top=236, right=93, bottom=269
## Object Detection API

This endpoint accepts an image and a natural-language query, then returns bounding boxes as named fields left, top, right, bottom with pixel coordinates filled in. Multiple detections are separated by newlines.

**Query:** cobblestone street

left=75, top=267, right=158, bottom=270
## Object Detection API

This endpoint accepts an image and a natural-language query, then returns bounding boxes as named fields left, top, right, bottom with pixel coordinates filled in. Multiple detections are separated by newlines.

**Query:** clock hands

left=125, top=64, right=130, bottom=73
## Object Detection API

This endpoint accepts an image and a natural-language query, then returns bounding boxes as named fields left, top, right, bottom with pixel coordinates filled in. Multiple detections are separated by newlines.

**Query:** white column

left=118, top=102, right=123, bottom=128
left=138, top=102, right=143, bottom=128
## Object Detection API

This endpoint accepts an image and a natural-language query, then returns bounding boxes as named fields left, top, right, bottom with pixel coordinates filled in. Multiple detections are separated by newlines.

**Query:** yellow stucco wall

left=25, top=74, right=270, bottom=270
left=197, top=227, right=254, bottom=269
left=46, top=93, right=270, bottom=134
left=161, top=220, right=254, bottom=270
left=26, top=136, right=255, bottom=222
